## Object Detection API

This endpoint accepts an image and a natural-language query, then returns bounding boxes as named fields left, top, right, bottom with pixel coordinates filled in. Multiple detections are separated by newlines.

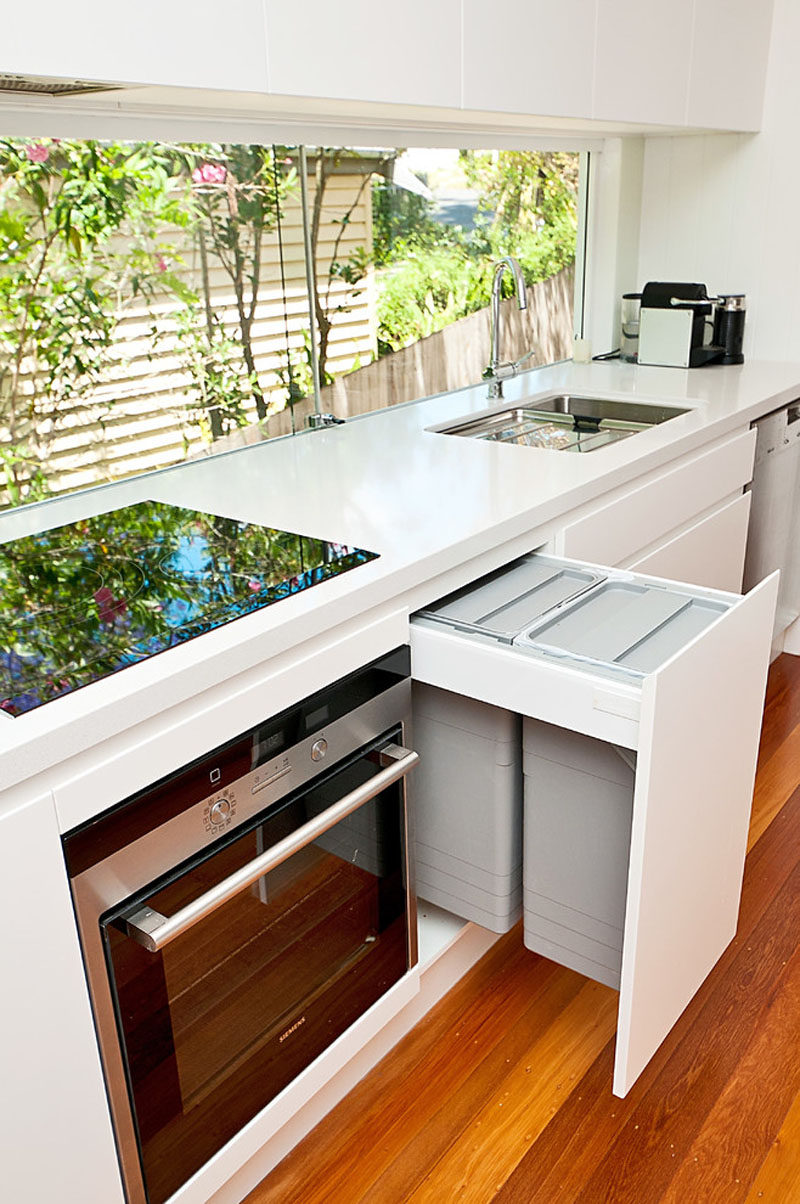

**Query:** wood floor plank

left=493, top=1038, right=625, bottom=1204
left=748, top=655, right=800, bottom=846
left=567, top=860, right=800, bottom=1204
left=404, top=978, right=617, bottom=1204
left=745, top=1089, right=800, bottom=1202
left=757, top=654, right=800, bottom=769
left=359, top=964, right=588, bottom=1203
left=748, top=732, right=800, bottom=850
left=660, top=939, right=800, bottom=1202
left=497, top=780, right=800, bottom=1204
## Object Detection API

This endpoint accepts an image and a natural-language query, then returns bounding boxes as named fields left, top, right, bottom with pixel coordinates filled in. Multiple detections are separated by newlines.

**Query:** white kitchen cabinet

left=593, top=0, right=694, bottom=126
left=625, top=492, right=751, bottom=591
left=687, top=0, right=773, bottom=132
left=0, top=0, right=269, bottom=93
left=264, top=0, right=461, bottom=108
left=557, top=427, right=756, bottom=587
left=0, top=0, right=770, bottom=132
left=461, top=0, right=595, bottom=119
left=0, top=788, right=124, bottom=1203
left=592, top=0, right=772, bottom=129
left=410, top=553, right=778, bottom=1096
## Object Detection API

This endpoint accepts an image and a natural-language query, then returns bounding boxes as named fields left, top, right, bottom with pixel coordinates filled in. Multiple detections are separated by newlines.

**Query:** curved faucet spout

left=486, top=256, right=528, bottom=399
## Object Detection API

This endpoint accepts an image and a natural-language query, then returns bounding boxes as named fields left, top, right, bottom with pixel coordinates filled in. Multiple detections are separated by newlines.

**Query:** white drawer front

left=626, top=492, right=752, bottom=592
left=561, top=428, right=756, bottom=566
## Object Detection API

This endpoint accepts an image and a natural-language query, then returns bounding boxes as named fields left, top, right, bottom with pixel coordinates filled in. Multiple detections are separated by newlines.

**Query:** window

left=0, top=139, right=583, bottom=511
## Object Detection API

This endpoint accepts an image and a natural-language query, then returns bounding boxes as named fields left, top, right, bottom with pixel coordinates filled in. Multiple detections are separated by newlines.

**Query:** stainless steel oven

left=64, top=647, right=417, bottom=1204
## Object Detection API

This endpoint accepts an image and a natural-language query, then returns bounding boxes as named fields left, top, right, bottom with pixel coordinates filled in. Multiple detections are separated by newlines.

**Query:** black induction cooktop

left=0, top=501, right=378, bottom=717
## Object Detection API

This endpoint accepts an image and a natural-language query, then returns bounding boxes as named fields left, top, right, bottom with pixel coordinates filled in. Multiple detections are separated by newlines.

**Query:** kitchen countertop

left=3, top=357, right=800, bottom=808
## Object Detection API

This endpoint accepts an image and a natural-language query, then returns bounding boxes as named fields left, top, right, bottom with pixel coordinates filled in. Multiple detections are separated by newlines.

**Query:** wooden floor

left=245, top=654, right=800, bottom=1204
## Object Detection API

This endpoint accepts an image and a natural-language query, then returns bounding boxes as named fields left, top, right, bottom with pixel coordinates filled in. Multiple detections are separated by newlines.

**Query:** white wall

left=637, top=0, right=798, bottom=363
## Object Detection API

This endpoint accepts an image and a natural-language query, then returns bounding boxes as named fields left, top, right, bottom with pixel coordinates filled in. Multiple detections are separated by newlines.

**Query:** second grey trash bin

left=523, top=718, right=636, bottom=989
left=412, top=682, right=522, bottom=932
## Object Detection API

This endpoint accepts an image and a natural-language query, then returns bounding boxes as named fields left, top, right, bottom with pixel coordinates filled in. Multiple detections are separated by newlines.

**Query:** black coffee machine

left=637, top=282, right=746, bottom=368
left=712, top=294, right=746, bottom=364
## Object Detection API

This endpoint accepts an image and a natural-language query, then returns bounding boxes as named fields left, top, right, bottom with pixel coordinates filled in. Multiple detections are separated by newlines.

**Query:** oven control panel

left=203, top=790, right=238, bottom=835
left=251, top=753, right=292, bottom=795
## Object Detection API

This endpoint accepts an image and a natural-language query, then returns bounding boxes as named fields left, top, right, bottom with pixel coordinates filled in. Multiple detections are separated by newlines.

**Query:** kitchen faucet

left=484, top=255, right=529, bottom=399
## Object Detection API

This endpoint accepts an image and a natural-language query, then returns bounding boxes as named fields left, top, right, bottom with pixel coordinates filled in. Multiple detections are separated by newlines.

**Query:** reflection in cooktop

left=0, top=501, right=378, bottom=717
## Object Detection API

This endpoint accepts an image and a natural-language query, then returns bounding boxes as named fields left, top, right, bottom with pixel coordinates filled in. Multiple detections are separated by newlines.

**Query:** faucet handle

left=489, top=360, right=520, bottom=382
left=484, top=350, right=535, bottom=384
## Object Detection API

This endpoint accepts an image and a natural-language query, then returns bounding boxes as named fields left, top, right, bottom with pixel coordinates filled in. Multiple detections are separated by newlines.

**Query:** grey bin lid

left=418, top=555, right=605, bottom=641
left=515, top=581, right=728, bottom=674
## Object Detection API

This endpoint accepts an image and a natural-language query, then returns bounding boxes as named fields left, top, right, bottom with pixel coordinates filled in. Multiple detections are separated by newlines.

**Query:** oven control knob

left=210, top=798, right=232, bottom=825
left=311, top=737, right=328, bottom=762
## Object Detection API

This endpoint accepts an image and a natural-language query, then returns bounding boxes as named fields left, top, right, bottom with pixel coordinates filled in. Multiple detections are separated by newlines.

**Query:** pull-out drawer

left=410, top=552, right=778, bottom=1097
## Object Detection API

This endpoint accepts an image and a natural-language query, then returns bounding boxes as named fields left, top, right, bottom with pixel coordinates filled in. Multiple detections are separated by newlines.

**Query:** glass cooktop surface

left=0, top=500, right=378, bottom=717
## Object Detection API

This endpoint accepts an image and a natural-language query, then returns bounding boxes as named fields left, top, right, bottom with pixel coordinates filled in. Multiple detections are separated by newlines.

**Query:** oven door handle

left=122, top=743, right=419, bottom=953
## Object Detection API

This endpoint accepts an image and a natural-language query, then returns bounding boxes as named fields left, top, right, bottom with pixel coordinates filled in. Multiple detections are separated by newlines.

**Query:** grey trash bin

left=522, top=718, right=636, bottom=989
left=412, top=682, right=523, bottom=932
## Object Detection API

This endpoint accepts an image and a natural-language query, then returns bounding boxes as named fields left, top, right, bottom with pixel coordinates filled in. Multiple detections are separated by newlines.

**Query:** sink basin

left=435, top=394, right=690, bottom=453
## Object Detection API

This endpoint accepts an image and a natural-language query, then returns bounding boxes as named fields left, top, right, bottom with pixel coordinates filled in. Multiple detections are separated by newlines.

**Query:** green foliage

left=306, top=147, right=378, bottom=384
left=173, top=306, right=256, bottom=442
left=374, top=151, right=577, bottom=353
left=377, top=247, right=488, bottom=351
left=0, top=138, right=192, bottom=505
left=372, top=181, right=454, bottom=266
left=461, top=149, right=578, bottom=241
left=273, top=334, right=315, bottom=423
left=0, top=139, right=579, bottom=509
left=174, top=144, right=298, bottom=424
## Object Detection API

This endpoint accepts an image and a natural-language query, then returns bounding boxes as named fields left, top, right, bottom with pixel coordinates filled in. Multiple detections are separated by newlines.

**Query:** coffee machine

left=636, top=281, right=746, bottom=368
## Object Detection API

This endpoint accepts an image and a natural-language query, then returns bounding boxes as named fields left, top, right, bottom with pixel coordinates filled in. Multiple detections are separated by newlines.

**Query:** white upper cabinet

left=687, top=0, right=773, bottom=131
left=462, top=0, right=772, bottom=131
left=461, top=0, right=596, bottom=119
left=264, top=0, right=462, bottom=108
left=593, top=0, right=694, bottom=126
left=0, top=0, right=773, bottom=131
left=0, top=0, right=269, bottom=93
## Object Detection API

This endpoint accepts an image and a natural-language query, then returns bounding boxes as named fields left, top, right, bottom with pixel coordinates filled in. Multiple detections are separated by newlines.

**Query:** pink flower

left=94, top=586, right=126, bottom=623
left=25, top=143, right=49, bottom=164
left=156, top=255, right=168, bottom=272
left=192, top=162, right=227, bottom=185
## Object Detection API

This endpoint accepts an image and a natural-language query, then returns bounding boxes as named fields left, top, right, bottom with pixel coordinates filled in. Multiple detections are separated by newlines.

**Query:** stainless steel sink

left=436, top=394, right=690, bottom=453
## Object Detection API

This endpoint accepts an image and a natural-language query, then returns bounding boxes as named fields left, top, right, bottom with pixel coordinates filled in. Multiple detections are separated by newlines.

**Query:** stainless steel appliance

left=63, top=647, right=417, bottom=1204
left=743, top=401, right=800, bottom=646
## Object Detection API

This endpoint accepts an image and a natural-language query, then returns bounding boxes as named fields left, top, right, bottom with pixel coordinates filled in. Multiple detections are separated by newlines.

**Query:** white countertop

left=4, top=357, right=800, bottom=808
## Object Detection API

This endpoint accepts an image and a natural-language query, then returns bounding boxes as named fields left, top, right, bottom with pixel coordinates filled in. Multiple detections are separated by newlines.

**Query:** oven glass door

left=100, top=733, right=411, bottom=1204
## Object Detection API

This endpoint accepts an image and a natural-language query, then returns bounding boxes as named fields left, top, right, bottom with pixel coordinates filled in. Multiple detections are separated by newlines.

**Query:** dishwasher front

left=743, top=399, right=800, bottom=646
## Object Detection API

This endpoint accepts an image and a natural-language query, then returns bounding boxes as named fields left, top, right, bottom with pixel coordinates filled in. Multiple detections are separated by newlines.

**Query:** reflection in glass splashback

left=0, top=501, right=378, bottom=716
